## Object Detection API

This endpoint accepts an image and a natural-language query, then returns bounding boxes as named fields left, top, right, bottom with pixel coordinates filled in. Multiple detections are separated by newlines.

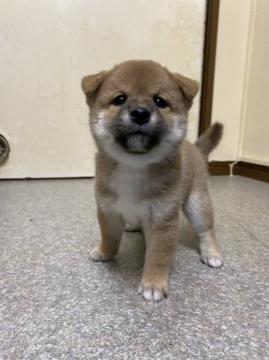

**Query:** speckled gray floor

left=0, top=176, right=268, bottom=360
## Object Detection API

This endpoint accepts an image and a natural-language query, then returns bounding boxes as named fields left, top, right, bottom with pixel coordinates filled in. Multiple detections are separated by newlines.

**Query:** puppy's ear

left=81, top=71, right=109, bottom=104
left=172, top=73, right=199, bottom=109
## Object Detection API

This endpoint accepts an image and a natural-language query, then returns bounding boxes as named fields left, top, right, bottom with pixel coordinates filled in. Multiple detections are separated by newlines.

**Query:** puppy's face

left=82, top=60, right=198, bottom=166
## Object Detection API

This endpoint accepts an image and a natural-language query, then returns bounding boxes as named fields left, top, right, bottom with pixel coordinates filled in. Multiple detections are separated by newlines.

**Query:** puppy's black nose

left=130, top=107, right=150, bottom=126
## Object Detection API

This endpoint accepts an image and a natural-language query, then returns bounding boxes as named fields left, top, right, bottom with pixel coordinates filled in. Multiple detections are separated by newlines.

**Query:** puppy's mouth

left=115, top=130, right=160, bottom=154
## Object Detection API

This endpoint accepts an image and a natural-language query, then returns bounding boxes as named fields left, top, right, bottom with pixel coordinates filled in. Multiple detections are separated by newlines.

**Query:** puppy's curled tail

left=195, top=122, right=223, bottom=158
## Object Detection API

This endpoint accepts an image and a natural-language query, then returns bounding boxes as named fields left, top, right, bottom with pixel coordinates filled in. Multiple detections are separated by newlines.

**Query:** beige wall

left=239, top=0, right=269, bottom=166
left=1, top=0, right=267, bottom=178
left=210, top=0, right=251, bottom=161
left=212, top=0, right=269, bottom=166
left=0, top=0, right=206, bottom=178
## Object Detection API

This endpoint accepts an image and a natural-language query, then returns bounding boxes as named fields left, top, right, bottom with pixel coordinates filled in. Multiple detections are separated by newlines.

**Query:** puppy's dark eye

left=153, top=95, right=169, bottom=108
left=112, top=94, right=127, bottom=106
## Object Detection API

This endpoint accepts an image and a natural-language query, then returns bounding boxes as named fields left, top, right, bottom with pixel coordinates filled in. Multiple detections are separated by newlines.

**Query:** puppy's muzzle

left=130, top=107, right=150, bottom=126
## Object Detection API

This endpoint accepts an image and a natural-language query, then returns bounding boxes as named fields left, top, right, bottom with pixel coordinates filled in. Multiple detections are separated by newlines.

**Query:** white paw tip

left=143, top=289, right=154, bottom=301
left=153, top=289, right=163, bottom=302
left=90, top=248, right=113, bottom=262
left=204, top=257, right=223, bottom=268
left=138, top=285, right=167, bottom=301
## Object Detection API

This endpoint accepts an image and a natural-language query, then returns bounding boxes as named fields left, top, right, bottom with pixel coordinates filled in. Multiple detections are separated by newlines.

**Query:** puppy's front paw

left=138, top=281, right=169, bottom=302
left=90, top=246, right=114, bottom=262
left=200, top=253, right=223, bottom=268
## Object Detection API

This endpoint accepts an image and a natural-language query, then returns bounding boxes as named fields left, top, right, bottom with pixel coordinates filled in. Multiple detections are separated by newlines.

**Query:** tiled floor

left=1, top=176, right=268, bottom=359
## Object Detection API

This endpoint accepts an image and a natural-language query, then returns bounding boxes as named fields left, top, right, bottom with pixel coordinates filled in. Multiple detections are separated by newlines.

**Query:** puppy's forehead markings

left=108, top=65, right=172, bottom=95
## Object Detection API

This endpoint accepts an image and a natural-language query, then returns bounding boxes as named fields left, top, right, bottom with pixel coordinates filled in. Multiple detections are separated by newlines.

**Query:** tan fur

left=195, top=123, right=223, bottom=158
left=81, top=60, right=223, bottom=301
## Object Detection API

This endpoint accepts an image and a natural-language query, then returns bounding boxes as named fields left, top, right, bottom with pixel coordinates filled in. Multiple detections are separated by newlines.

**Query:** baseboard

left=234, top=162, right=269, bottom=182
left=1, top=162, right=268, bottom=183
left=208, top=161, right=232, bottom=176
left=209, top=161, right=269, bottom=183
left=0, top=176, right=94, bottom=181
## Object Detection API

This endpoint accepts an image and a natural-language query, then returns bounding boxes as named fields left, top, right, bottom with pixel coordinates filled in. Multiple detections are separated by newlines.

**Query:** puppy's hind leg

left=183, top=190, right=223, bottom=268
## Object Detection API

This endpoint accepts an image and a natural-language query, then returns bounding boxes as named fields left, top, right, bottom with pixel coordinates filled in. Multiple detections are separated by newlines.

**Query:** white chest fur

left=98, top=164, right=176, bottom=227
left=109, top=165, right=150, bottom=226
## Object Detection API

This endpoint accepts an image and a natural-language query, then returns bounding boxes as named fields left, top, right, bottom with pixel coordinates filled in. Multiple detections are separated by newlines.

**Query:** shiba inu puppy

left=81, top=60, right=223, bottom=301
